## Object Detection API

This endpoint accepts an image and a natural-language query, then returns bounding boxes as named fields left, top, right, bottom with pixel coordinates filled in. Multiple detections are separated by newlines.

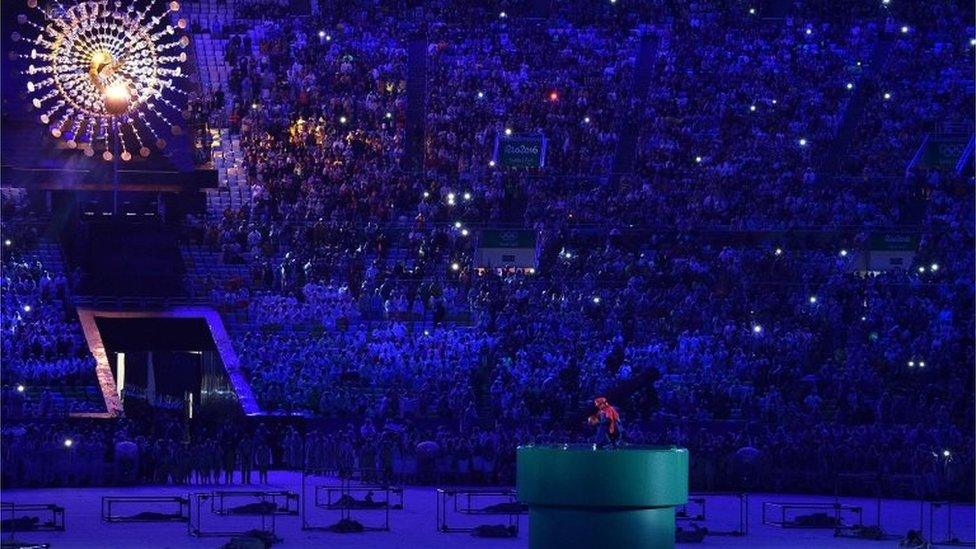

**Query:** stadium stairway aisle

left=184, top=1, right=251, bottom=220
left=184, top=0, right=234, bottom=113
left=206, top=129, right=249, bottom=220
left=822, top=34, right=894, bottom=177
left=181, top=244, right=252, bottom=299
left=817, top=32, right=927, bottom=227
left=611, top=30, right=659, bottom=178
left=404, top=29, right=428, bottom=174
left=765, top=0, right=794, bottom=18
left=32, top=236, right=66, bottom=276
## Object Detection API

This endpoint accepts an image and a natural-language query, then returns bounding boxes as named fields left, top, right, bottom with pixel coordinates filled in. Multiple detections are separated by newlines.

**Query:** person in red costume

left=588, top=397, right=623, bottom=449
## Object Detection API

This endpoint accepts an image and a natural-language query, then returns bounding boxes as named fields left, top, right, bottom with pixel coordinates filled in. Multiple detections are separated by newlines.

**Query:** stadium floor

left=2, top=471, right=973, bottom=548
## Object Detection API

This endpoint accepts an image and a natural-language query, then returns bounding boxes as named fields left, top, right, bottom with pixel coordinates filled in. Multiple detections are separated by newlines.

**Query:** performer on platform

left=588, top=397, right=622, bottom=448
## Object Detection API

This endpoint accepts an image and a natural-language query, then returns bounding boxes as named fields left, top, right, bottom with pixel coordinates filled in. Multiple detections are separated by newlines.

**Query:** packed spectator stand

left=1, top=0, right=973, bottom=504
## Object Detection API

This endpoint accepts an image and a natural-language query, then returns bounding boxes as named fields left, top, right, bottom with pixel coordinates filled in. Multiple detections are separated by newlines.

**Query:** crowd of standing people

left=1, top=0, right=973, bottom=501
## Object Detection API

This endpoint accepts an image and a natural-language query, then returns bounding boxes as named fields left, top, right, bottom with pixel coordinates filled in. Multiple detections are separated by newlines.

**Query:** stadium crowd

left=1, top=221, right=99, bottom=417
left=1, top=0, right=973, bottom=502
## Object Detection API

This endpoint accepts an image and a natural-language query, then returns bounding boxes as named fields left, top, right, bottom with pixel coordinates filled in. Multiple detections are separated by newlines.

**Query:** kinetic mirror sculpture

left=10, top=0, right=189, bottom=161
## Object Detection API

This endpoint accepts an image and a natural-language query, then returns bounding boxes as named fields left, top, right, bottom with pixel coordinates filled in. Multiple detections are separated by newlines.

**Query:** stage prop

left=308, top=485, right=392, bottom=531
left=761, top=501, right=863, bottom=529
left=927, top=501, right=975, bottom=546
left=676, top=492, right=749, bottom=536
left=101, top=495, right=189, bottom=522
left=187, top=492, right=281, bottom=538
left=517, top=444, right=688, bottom=549
left=830, top=473, right=901, bottom=541
left=301, top=470, right=397, bottom=533
left=435, top=488, right=525, bottom=536
left=0, top=502, right=65, bottom=536
left=211, top=491, right=299, bottom=516
left=314, top=484, right=402, bottom=512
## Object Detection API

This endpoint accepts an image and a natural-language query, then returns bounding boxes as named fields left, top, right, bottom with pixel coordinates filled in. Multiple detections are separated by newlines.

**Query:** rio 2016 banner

left=493, top=135, right=548, bottom=168
left=860, top=232, right=919, bottom=272
left=475, top=229, right=538, bottom=271
left=911, top=135, right=969, bottom=170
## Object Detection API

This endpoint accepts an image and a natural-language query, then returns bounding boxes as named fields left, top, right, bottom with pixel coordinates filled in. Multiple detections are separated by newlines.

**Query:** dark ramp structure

left=77, top=308, right=259, bottom=418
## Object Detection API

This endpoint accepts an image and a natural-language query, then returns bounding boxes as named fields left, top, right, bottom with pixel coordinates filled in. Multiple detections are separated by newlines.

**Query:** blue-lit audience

left=1, top=0, right=973, bottom=500
left=1, top=222, right=98, bottom=417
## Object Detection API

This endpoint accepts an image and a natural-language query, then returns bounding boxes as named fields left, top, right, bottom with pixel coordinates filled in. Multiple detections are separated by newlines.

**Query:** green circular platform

left=517, top=444, right=688, bottom=549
